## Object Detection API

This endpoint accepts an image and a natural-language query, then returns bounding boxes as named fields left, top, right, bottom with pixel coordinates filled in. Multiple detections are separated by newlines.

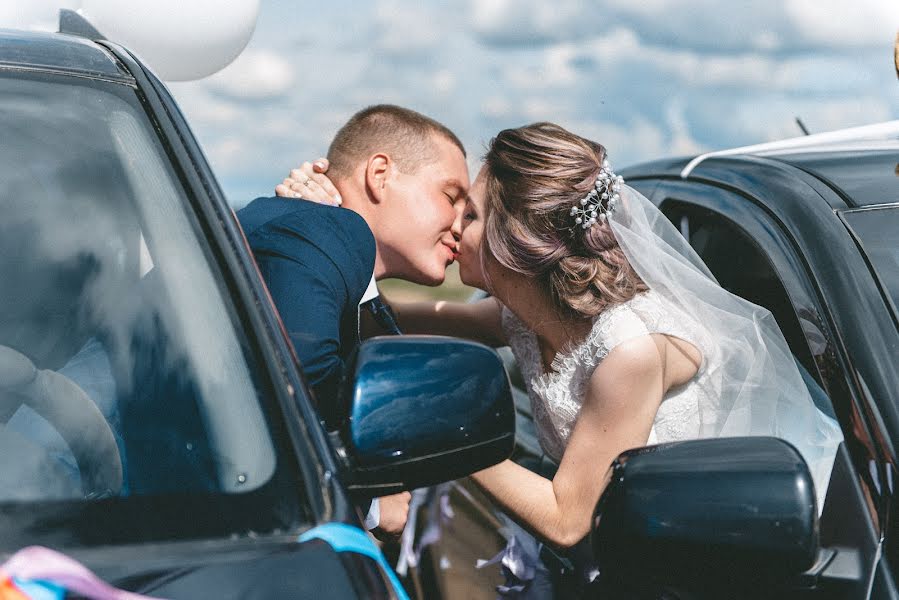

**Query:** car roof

left=623, top=121, right=899, bottom=209
left=774, top=150, right=898, bottom=208
left=0, top=28, right=129, bottom=80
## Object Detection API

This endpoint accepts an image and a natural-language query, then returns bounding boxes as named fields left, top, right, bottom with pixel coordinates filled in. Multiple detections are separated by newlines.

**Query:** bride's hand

left=275, top=158, right=342, bottom=206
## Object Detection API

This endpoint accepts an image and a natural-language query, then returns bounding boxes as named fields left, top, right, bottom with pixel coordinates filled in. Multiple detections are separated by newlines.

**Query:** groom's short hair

left=327, top=104, right=465, bottom=182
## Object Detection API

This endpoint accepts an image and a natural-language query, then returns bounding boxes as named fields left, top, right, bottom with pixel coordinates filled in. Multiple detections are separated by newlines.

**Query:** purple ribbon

left=396, top=483, right=460, bottom=576
left=396, top=483, right=555, bottom=598
left=1, top=546, right=165, bottom=599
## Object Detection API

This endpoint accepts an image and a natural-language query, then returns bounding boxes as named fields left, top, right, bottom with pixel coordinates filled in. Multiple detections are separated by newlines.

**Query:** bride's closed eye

left=463, top=201, right=478, bottom=222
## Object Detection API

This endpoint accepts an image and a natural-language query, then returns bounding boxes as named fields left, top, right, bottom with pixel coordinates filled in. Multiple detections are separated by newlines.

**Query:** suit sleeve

left=253, top=246, right=348, bottom=420
left=238, top=200, right=375, bottom=426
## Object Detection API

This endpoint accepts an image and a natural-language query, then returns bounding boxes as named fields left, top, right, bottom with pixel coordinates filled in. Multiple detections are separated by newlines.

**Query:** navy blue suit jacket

left=237, top=197, right=376, bottom=423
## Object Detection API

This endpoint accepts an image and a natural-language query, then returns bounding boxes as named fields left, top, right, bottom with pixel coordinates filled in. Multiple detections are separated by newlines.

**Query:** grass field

left=378, top=263, right=478, bottom=303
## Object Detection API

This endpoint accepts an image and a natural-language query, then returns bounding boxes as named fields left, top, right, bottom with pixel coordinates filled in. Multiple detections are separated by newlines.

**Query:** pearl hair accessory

left=569, top=158, right=624, bottom=230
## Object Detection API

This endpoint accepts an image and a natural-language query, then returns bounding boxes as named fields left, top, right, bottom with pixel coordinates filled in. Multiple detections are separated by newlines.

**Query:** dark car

left=0, top=26, right=516, bottom=599
left=404, top=123, right=899, bottom=599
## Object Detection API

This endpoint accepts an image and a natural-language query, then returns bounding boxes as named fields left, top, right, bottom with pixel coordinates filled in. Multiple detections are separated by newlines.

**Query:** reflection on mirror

left=341, top=336, right=515, bottom=493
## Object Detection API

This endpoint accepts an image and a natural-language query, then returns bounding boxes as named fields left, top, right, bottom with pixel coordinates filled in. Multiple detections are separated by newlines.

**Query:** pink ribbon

left=1, top=546, right=165, bottom=600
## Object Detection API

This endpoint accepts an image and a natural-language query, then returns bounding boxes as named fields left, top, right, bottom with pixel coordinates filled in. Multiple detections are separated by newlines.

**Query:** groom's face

left=377, top=135, right=469, bottom=285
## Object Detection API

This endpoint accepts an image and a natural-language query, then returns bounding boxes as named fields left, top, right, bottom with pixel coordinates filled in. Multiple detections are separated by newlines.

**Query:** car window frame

left=112, top=44, right=344, bottom=524
left=840, top=205, right=899, bottom=331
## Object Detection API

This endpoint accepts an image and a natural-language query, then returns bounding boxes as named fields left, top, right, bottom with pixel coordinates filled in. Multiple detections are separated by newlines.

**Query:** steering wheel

left=0, top=344, right=123, bottom=497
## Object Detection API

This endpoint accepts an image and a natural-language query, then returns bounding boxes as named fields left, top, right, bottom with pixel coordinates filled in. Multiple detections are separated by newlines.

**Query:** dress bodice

left=501, top=290, right=718, bottom=462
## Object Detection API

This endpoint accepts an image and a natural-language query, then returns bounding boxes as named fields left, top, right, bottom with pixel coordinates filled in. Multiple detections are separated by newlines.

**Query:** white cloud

left=598, top=0, right=897, bottom=53
left=208, top=138, right=245, bottom=169
left=431, top=70, right=457, bottom=94
left=605, top=0, right=793, bottom=52
left=471, top=0, right=600, bottom=46
left=166, top=85, right=242, bottom=124
left=502, top=44, right=582, bottom=90
left=737, top=96, right=895, bottom=142
left=560, top=116, right=670, bottom=166
left=520, top=96, right=560, bottom=120
left=0, top=1, right=80, bottom=32
left=204, top=49, right=294, bottom=100
left=374, top=0, right=446, bottom=53
left=578, top=27, right=887, bottom=93
left=152, top=0, right=897, bottom=203
left=665, top=99, right=706, bottom=156
left=785, top=0, right=899, bottom=49
left=482, top=96, right=513, bottom=118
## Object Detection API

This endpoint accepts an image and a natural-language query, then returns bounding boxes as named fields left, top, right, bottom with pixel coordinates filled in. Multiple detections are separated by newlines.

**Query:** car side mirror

left=340, top=336, right=515, bottom=495
left=594, top=437, right=818, bottom=584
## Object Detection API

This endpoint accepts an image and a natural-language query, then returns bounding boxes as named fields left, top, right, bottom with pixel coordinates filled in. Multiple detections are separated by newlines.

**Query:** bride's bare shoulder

left=576, top=335, right=667, bottom=427
left=589, top=336, right=664, bottom=394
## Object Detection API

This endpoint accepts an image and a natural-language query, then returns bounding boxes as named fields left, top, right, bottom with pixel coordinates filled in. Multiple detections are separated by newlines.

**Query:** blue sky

left=5, top=1, right=899, bottom=207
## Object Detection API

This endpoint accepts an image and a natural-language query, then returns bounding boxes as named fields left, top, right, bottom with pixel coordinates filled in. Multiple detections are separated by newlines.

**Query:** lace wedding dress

left=501, top=289, right=718, bottom=463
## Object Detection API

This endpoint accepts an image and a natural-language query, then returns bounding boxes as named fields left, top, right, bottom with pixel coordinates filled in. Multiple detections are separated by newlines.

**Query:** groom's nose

left=450, top=201, right=464, bottom=241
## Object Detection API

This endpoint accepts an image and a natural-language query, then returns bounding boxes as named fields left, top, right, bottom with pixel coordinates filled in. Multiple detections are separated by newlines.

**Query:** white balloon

left=79, top=0, right=260, bottom=81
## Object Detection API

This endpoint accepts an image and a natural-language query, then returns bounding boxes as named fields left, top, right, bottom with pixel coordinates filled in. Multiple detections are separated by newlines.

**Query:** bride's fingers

left=297, top=161, right=341, bottom=205
left=310, top=173, right=341, bottom=205
left=275, top=183, right=299, bottom=198
left=290, top=176, right=340, bottom=206
left=300, top=158, right=343, bottom=204
left=290, top=167, right=310, bottom=182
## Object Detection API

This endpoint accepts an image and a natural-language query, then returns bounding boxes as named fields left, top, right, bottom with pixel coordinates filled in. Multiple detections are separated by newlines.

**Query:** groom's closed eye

left=441, top=178, right=467, bottom=199
left=445, top=189, right=468, bottom=216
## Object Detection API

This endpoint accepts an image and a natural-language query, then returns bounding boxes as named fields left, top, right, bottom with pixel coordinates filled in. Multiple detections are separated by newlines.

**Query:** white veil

left=608, top=183, right=843, bottom=513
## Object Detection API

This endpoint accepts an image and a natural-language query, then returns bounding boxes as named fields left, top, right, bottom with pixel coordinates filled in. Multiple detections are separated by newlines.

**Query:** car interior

left=662, top=202, right=836, bottom=414
left=0, top=89, right=276, bottom=502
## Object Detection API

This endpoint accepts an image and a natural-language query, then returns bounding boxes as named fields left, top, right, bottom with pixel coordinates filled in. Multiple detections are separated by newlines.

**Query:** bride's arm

left=383, top=295, right=506, bottom=347
left=470, top=335, right=665, bottom=548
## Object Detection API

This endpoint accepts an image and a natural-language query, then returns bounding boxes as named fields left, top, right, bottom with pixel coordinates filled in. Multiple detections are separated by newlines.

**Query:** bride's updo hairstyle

left=481, top=122, right=647, bottom=317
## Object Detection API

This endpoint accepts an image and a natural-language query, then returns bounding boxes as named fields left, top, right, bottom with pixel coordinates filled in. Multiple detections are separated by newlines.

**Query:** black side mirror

left=341, top=336, right=515, bottom=495
left=594, top=437, right=818, bottom=585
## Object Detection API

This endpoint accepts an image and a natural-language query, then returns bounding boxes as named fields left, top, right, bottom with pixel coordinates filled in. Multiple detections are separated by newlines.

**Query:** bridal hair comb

left=569, top=158, right=624, bottom=230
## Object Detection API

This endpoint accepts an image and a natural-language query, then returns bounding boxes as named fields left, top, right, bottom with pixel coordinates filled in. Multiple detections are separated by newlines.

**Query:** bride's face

left=456, top=166, right=488, bottom=288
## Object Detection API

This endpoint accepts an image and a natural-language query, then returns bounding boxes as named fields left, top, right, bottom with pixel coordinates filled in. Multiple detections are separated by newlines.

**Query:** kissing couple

left=239, top=105, right=842, bottom=572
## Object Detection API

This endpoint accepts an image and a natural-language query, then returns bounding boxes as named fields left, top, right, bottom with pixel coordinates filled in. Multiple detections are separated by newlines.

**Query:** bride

left=282, top=122, right=842, bottom=550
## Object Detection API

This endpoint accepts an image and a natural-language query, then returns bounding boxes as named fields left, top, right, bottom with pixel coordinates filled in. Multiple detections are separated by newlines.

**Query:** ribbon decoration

left=0, top=547, right=164, bottom=600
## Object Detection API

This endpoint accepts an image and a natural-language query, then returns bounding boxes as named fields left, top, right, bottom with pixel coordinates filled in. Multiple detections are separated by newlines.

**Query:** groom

left=237, top=105, right=469, bottom=536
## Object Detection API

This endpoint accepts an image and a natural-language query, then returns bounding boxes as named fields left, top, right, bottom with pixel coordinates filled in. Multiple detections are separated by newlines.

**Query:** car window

left=0, top=72, right=277, bottom=503
left=842, top=207, right=899, bottom=326
left=658, top=200, right=837, bottom=419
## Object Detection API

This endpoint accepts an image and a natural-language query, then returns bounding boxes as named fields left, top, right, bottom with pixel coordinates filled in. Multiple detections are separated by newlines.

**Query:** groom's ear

left=364, top=153, right=391, bottom=204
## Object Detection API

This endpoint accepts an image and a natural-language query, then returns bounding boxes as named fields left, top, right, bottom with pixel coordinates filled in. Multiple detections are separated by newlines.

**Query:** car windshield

left=843, top=207, right=899, bottom=326
left=0, top=70, right=305, bottom=546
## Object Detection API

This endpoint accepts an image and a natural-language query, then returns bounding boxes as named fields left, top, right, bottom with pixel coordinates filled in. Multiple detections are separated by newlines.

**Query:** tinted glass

left=660, top=200, right=837, bottom=418
left=0, top=74, right=281, bottom=508
left=843, top=207, right=899, bottom=323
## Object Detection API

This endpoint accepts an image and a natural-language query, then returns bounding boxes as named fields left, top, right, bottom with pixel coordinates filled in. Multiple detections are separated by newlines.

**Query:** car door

left=646, top=174, right=895, bottom=598
left=401, top=351, right=550, bottom=600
